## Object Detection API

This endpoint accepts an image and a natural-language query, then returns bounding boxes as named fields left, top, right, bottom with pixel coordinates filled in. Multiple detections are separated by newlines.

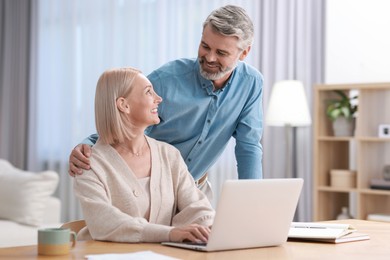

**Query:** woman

left=74, top=67, right=214, bottom=243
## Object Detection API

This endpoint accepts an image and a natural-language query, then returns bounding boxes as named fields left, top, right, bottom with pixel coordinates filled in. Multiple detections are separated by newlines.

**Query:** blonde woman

left=74, top=67, right=214, bottom=243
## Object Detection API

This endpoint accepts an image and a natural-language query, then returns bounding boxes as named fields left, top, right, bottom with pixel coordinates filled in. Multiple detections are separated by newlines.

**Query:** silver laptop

left=162, top=178, right=303, bottom=252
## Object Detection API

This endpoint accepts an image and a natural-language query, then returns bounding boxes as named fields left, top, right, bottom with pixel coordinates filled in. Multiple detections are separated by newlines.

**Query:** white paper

left=289, top=227, right=352, bottom=239
left=85, top=250, right=181, bottom=260
left=291, top=222, right=353, bottom=230
left=289, top=222, right=355, bottom=239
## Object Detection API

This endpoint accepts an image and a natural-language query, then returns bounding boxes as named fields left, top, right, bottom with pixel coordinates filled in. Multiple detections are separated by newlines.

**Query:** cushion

left=0, top=159, right=59, bottom=226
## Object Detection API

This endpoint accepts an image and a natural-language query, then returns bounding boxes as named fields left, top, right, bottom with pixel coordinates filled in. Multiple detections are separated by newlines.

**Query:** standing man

left=69, top=5, right=263, bottom=199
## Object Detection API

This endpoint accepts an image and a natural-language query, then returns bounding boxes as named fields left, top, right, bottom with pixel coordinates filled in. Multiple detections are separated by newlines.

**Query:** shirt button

left=133, top=190, right=140, bottom=197
left=188, top=158, right=192, bottom=162
left=198, top=141, right=202, bottom=144
left=207, top=119, right=211, bottom=123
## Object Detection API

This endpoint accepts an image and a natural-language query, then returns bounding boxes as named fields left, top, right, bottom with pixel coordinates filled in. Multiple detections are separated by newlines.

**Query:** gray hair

left=203, top=5, right=254, bottom=50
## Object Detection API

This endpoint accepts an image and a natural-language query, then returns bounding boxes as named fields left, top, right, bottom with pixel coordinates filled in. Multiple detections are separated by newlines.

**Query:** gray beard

left=198, top=60, right=237, bottom=81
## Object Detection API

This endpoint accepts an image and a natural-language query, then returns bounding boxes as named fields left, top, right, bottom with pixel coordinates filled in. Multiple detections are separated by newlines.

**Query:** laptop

left=162, top=178, right=303, bottom=252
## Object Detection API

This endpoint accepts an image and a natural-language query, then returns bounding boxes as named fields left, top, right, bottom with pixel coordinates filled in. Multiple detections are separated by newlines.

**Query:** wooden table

left=1, top=220, right=389, bottom=259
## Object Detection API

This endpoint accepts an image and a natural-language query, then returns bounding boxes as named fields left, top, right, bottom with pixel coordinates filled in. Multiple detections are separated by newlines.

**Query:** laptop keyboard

left=183, top=241, right=207, bottom=246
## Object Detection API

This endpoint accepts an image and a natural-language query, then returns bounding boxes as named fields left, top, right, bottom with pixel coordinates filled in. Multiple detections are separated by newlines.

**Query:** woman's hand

left=169, top=224, right=211, bottom=243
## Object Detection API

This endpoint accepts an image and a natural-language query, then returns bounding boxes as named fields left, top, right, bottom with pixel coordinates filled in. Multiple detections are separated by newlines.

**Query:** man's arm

left=235, top=140, right=263, bottom=179
left=68, top=134, right=98, bottom=176
left=84, top=133, right=99, bottom=146
left=234, top=79, right=263, bottom=179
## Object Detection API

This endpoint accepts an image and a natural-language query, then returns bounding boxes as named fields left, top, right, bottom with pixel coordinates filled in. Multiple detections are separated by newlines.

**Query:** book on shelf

left=370, top=178, right=390, bottom=190
left=367, top=213, right=390, bottom=222
left=288, top=222, right=370, bottom=244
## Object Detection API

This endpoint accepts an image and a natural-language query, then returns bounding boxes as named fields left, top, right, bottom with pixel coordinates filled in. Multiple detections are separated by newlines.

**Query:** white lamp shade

left=266, top=80, right=312, bottom=127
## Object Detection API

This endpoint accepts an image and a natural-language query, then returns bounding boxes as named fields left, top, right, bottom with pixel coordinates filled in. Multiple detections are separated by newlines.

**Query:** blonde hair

left=94, top=67, right=141, bottom=145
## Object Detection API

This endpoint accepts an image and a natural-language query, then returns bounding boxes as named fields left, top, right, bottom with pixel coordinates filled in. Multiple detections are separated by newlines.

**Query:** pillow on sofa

left=0, top=159, right=59, bottom=226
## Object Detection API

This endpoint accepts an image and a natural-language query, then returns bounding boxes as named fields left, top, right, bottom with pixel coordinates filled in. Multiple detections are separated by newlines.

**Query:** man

left=69, top=5, right=263, bottom=199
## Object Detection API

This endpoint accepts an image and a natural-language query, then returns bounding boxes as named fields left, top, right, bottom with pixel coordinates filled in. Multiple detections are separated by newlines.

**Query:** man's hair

left=94, top=67, right=141, bottom=145
left=203, top=5, right=254, bottom=50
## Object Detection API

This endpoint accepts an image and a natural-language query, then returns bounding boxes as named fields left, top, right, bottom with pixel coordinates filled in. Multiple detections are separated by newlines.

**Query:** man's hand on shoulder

left=68, top=144, right=92, bottom=177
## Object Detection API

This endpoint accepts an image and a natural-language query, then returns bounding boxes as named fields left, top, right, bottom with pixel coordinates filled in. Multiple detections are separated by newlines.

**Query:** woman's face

left=127, top=73, right=162, bottom=128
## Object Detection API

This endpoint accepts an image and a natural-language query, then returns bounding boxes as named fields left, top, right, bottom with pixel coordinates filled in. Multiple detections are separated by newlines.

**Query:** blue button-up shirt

left=146, top=58, right=263, bottom=180
left=87, top=58, right=263, bottom=181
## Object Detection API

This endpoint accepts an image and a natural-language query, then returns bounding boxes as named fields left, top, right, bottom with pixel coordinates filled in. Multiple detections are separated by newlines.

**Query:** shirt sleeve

left=82, top=133, right=99, bottom=146
left=233, top=76, right=263, bottom=179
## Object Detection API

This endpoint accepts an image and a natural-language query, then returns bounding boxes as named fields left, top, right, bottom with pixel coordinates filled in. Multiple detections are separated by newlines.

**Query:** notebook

left=288, top=222, right=370, bottom=244
left=162, top=178, right=303, bottom=252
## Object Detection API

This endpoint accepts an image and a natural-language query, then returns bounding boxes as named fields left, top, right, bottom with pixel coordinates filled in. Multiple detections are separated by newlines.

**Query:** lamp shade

left=266, top=80, right=311, bottom=127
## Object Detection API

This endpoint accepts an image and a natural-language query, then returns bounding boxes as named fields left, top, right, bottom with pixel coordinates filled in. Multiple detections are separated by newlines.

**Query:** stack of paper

left=85, top=251, right=180, bottom=260
left=288, top=222, right=370, bottom=243
left=367, top=213, right=390, bottom=222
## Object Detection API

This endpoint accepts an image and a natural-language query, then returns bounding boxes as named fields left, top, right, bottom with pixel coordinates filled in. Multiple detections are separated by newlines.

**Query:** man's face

left=198, top=24, right=249, bottom=84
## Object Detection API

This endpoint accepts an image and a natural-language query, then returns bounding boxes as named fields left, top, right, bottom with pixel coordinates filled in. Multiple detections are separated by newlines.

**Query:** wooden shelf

left=313, top=83, right=390, bottom=221
left=360, top=188, right=390, bottom=195
left=357, top=137, right=390, bottom=142
left=317, top=136, right=354, bottom=141
left=317, top=186, right=357, bottom=192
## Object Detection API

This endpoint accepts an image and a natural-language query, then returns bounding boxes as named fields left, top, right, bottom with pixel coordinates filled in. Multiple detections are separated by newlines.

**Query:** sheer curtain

left=259, top=0, right=325, bottom=221
left=0, top=0, right=31, bottom=168
left=28, top=0, right=324, bottom=222
left=29, top=0, right=263, bottom=221
left=208, top=1, right=325, bottom=221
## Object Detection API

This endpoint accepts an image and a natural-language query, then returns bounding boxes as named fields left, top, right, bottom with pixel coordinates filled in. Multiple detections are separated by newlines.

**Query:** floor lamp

left=266, top=80, right=312, bottom=179
left=266, top=81, right=311, bottom=221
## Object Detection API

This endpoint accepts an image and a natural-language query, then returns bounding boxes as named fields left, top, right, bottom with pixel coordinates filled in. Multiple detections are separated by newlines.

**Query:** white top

left=137, top=177, right=151, bottom=220
left=74, top=136, right=214, bottom=243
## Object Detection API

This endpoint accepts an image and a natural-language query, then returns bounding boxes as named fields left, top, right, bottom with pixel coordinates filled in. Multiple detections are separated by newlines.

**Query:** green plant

left=326, top=90, right=358, bottom=121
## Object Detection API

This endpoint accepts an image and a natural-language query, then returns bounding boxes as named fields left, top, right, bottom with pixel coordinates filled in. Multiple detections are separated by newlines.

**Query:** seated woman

left=74, top=67, right=215, bottom=243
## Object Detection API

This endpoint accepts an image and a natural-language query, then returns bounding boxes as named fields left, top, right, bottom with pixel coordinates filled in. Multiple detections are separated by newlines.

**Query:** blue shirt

left=87, top=58, right=263, bottom=181
left=147, top=58, right=263, bottom=180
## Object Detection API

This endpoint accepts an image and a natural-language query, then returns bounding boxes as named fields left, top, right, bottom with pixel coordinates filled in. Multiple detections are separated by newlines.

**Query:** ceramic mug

left=38, top=228, right=76, bottom=255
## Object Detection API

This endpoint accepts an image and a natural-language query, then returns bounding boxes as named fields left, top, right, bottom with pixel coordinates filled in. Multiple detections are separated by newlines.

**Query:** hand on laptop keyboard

left=169, top=224, right=211, bottom=243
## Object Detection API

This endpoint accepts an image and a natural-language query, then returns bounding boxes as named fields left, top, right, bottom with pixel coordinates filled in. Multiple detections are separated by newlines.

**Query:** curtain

left=22, top=0, right=324, bottom=222
left=0, top=0, right=31, bottom=168
left=260, top=0, right=325, bottom=221
left=209, top=0, right=325, bottom=221
left=28, top=0, right=263, bottom=221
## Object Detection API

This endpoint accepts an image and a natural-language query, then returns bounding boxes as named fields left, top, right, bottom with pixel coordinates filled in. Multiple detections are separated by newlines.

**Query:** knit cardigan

left=74, top=136, right=215, bottom=243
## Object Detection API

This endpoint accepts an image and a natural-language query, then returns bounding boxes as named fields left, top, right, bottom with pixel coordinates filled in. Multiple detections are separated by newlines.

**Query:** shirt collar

left=195, top=58, right=238, bottom=92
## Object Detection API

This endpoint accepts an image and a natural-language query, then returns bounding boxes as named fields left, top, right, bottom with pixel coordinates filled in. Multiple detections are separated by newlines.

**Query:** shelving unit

left=313, top=83, right=390, bottom=221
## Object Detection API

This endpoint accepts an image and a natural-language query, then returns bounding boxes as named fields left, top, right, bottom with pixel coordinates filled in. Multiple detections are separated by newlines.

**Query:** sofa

left=0, top=159, right=62, bottom=248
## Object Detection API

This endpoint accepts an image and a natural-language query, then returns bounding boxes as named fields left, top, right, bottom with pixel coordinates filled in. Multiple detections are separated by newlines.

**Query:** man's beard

left=198, top=58, right=237, bottom=81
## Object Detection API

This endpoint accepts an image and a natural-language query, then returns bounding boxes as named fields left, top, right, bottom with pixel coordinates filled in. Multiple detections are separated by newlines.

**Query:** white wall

left=326, top=0, right=390, bottom=83
left=325, top=0, right=390, bottom=217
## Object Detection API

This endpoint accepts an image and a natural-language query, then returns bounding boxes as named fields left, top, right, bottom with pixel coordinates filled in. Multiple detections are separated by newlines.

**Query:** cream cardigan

left=74, top=136, right=215, bottom=243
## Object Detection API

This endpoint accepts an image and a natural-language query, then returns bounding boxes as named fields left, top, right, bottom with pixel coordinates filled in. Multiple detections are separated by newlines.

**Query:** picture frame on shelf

left=383, top=165, right=390, bottom=181
left=378, top=124, right=390, bottom=138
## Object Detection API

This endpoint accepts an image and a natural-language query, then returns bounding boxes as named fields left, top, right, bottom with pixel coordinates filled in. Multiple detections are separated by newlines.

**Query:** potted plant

left=326, top=90, right=358, bottom=136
